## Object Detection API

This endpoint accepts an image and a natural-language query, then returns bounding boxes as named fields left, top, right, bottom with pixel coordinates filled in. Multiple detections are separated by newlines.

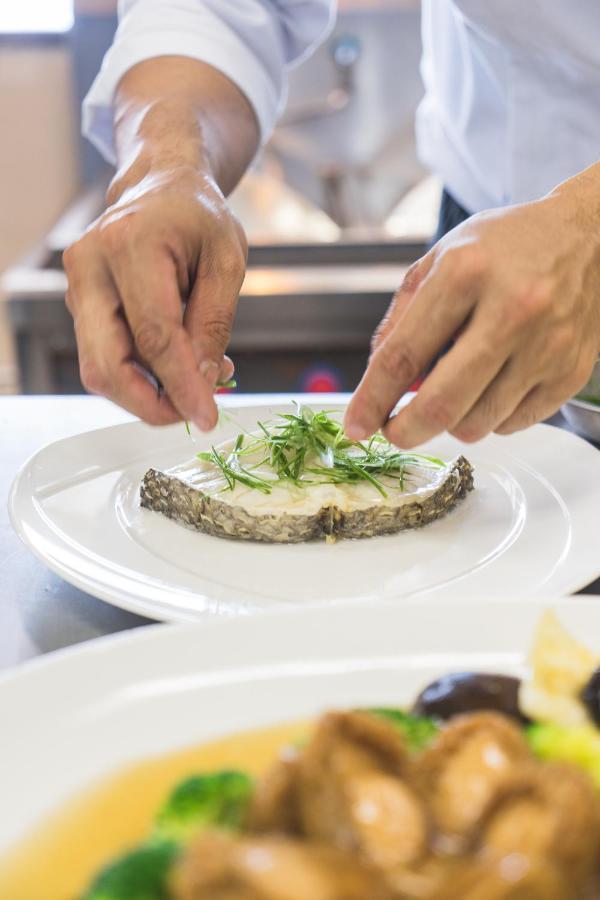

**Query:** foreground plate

left=9, top=399, right=600, bottom=621
left=1, top=596, right=600, bottom=854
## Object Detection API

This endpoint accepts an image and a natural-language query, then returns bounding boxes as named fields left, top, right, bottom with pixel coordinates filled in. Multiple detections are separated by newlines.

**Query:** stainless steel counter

left=0, top=395, right=598, bottom=675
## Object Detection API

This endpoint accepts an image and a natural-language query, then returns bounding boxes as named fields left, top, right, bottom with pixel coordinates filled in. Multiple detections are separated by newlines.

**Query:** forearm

left=110, top=56, right=260, bottom=200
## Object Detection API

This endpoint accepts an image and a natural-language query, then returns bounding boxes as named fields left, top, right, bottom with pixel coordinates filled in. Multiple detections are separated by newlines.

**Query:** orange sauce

left=0, top=721, right=306, bottom=900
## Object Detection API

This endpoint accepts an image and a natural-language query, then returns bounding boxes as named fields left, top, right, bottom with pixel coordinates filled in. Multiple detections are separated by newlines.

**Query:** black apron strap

left=432, top=188, right=472, bottom=244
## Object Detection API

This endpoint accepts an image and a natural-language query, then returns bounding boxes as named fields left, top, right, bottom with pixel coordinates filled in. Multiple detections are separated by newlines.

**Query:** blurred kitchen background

left=0, top=0, right=439, bottom=397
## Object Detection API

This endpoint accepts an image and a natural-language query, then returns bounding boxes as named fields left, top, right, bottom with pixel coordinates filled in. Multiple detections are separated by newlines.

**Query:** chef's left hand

left=345, top=177, right=600, bottom=447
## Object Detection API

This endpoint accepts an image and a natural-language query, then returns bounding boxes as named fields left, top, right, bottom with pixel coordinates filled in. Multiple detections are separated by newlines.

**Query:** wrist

left=108, top=99, right=216, bottom=205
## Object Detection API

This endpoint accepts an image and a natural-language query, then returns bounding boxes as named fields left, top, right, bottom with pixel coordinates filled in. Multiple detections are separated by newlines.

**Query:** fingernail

left=222, top=355, right=235, bottom=381
left=194, top=413, right=214, bottom=432
left=345, top=420, right=369, bottom=441
left=199, top=360, right=220, bottom=389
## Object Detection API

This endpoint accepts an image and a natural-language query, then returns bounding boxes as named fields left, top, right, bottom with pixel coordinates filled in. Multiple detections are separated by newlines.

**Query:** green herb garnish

left=197, top=434, right=273, bottom=494
left=194, top=405, right=445, bottom=497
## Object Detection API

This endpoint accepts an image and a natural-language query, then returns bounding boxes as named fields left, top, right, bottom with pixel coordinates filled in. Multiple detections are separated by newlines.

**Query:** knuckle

left=440, top=245, right=486, bottom=288
left=63, top=236, right=92, bottom=273
left=520, top=406, right=542, bottom=429
left=451, top=421, right=486, bottom=443
left=202, top=313, right=234, bottom=347
left=496, top=396, right=544, bottom=434
left=62, top=242, right=78, bottom=271
left=79, top=359, right=109, bottom=396
left=416, top=394, right=454, bottom=432
left=544, top=326, right=573, bottom=360
left=98, top=217, right=130, bottom=255
left=134, top=319, right=172, bottom=361
left=376, top=342, right=420, bottom=386
left=214, top=246, right=246, bottom=283
left=399, top=260, right=424, bottom=295
left=510, top=280, right=553, bottom=326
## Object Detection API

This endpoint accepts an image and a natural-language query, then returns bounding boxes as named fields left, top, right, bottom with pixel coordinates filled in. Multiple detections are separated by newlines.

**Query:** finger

left=66, top=260, right=180, bottom=425
left=448, top=357, right=539, bottom=443
left=381, top=323, right=511, bottom=448
left=344, top=255, right=477, bottom=440
left=109, top=244, right=219, bottom=430
left=494, top=383, right=566, bottom=435
left=78, top=315, right=181, bottom=424
left=455, top=332, right=596, bottom=441
left=371, top=251, right=437, bottom=353
left=183, top=230, right=246, bottom=380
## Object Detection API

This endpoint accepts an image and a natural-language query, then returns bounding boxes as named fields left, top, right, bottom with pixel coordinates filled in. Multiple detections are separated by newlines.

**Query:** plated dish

left=141, top=407, right=474, bottom=542
left=2, top=598, right=600, bottom=900
left=9, top=397, right=600, bottom=620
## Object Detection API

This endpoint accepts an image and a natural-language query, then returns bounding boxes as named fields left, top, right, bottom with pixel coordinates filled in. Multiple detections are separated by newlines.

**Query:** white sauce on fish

left=166, top=435, right=456, bottom=518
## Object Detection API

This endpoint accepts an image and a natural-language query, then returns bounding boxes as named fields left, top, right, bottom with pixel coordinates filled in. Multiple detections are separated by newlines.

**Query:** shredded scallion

left=193, top=405, right=444, bottom=497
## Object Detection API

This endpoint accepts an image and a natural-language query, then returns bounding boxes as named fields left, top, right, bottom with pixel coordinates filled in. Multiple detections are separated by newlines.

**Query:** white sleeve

left=83, top=0, right=335, bottom=165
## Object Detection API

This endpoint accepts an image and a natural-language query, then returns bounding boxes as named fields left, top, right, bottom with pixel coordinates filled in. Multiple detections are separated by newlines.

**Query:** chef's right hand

left=63, top=163, right=246, bottom=430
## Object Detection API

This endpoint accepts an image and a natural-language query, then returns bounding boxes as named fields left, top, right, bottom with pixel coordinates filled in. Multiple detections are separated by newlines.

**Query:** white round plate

left=1, top=595, right=600, bottom=855
left=9, top=398, right=600, bottom=621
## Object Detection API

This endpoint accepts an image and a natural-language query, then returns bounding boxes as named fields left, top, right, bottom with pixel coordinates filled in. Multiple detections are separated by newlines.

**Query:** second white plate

left=9, top=397, right=600, bottom=621
left=2, top=595, right=600, bottom=857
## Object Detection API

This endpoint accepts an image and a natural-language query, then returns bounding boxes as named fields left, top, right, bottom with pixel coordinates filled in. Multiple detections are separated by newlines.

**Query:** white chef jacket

left=83, top=0, right=600, bottom=214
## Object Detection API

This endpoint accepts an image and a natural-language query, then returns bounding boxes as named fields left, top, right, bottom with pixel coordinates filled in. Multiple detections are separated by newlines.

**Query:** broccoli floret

left=526, top=722, right=600, bottom=789
left=153, top=770, right=254, bottom=844
left=366, top=708, right=439, bottom=751
left=83, top=841, right=178, bottom=900
left=82, top=770, right=253, bottom=900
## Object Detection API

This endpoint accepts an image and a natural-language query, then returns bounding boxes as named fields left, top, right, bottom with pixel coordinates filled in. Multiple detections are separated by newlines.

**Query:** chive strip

left=196, top=407, right=445, bottom=497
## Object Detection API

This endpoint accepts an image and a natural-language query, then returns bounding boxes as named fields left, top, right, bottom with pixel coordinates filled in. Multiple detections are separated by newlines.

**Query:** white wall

left=0, top=43, right=80, bottom=391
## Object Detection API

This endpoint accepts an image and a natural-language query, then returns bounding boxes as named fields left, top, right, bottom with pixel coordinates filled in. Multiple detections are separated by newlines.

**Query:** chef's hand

left=64, top=166, right=244, bottom=429
left=345, top=173, right=600, bottom=447
left=63, top=58, right=258, bottom=430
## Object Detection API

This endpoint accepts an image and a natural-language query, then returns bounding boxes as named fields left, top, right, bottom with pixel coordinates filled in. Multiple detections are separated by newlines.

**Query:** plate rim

left=1, top=592, right=598, bottom=695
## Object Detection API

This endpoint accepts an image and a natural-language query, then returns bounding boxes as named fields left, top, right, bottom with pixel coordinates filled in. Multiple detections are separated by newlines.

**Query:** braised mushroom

left=428, top=856, right=570, bottom=900
left=247, top=746, right=302, bottom=835
left=297, top=711, right=429, bottom=869
left=416, top=712, right=532, bottom=839
left=475, top=763, right=600, bottom=887
left=170, top=832, right=392, bottom=900
left=413, top=673, right=527, bottom=724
